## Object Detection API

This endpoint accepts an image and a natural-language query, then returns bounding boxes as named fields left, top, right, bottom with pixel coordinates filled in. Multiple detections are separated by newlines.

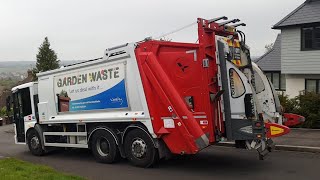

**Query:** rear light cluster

left=255, top=122, right=262, bottom=127
left=256, top=134, right=262, bottom=139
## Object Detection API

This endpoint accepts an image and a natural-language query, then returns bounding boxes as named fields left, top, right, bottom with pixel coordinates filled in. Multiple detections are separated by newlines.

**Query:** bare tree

left=264, top=43, right=274, bottom=52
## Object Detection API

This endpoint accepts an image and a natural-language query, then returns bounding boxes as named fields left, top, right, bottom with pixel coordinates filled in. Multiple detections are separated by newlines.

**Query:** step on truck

left=9, top=17, right=291, bottom=167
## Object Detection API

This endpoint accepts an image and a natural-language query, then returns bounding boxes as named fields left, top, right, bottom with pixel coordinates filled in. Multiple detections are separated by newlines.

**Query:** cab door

left=13, top=88, right=32, bottom=143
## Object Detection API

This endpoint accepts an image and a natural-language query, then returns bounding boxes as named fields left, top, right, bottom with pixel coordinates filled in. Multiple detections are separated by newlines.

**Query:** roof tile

left=273, top=0, right=320, bottom=29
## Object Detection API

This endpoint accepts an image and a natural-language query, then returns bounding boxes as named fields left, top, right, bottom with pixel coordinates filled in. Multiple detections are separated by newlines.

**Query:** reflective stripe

left=161, top=115, right=207, bottom=120
left=194, top=115, right=207, bottom=119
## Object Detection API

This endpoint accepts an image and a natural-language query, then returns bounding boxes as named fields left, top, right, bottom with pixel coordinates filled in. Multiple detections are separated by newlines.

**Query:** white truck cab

left=11, top=82, right=38, bottom=144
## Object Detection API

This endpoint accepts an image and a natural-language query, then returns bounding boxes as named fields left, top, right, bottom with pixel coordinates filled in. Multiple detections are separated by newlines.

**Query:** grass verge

left=0, top=158, right=85, bottom=180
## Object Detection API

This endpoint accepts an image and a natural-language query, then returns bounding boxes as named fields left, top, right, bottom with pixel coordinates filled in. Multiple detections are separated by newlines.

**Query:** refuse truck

left=9, top=17, right=292, bottom=167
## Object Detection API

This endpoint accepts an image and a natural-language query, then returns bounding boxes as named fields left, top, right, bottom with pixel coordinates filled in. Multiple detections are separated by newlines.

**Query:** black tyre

left=124, top=129, right=158, bottom=168
left=91, top=130, right=120, bottom=164
left=27, top=129, right=45, bottom=156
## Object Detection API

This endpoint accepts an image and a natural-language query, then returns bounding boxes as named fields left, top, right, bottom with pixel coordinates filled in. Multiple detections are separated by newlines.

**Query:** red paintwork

left=283, top=113, right=305, bottom=127
left=265, top=122, right=291, bottom=138
left=135, top=18, right=227, bottom=154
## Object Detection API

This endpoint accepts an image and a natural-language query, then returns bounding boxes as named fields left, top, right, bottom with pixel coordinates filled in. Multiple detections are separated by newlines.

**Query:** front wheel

left=27, top=129, right=45, bottom=156
left=124, top=129, right=158, bottom=168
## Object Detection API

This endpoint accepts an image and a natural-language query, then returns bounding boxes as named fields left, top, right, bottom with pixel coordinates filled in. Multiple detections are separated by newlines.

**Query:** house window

left=265, top=72, right=286, bottom=91
left=305, top=79, right=320, bottom=93
left=273, top=73, right=280, bottom=89
left=281, top=74, right=286, bottom=90
left=301, top=25, right=320, bottom=50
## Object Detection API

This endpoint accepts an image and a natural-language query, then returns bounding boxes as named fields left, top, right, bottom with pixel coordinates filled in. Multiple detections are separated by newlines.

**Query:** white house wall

left=285, top=74, right=320, bottom=98
left=281, top=27, right=320, bottom=74
left=286, top=75, right=305, bottom=98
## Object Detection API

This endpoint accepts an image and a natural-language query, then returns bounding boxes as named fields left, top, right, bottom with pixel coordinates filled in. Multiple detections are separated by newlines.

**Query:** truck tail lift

left=9, top=17, right=292, bottom=167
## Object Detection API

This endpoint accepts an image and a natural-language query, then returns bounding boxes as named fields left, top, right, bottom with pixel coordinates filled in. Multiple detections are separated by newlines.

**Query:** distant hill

left=0, top=60, right=81, bottom=69
left=0, top=60, right=82, bottom=79
left=0, top=60, right=81, bottom=72
left=0, top=61, right=34, bottom=74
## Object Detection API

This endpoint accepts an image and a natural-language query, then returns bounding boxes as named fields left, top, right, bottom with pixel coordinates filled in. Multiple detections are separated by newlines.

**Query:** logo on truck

left=110, top=97, right=124, bottom=105
left=56, top=67, right=120, bottom=87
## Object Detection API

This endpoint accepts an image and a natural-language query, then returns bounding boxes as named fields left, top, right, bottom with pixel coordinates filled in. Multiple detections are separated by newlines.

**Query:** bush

left=279, top=92, right=320, bottom=128
left=0, top=106, right=6, bottom=117
left=278, top=92, right=297, bottom=113
left=0, top=106, right=13, bottom=117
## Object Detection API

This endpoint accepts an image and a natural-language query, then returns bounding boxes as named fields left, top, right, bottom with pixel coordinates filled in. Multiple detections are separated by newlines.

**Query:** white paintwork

left=226, top=61, right=254, bottom=119
left=36, top=43, right=155, bottom=137
left=13, top=124, right=26, bottom=145
left=216, top=36, right=283, bottom=125
left=11, top=82, right=36, bottom=92
left=44, top=143, right=88, bottom=148
left=215, top=36, right=254, bottom=121
left=252, top=63, right=282, bottom=124
left=38, top=102, right=48, bottom=122
left=23, top=83, right=38, bottom=140
left=43, top=132, right=87, bottom=136
left=12, top=82, right=38, bottom=143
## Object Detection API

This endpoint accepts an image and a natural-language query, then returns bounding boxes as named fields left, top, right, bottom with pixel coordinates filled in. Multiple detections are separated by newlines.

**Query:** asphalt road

left=1, top=124, right=320, bottom=180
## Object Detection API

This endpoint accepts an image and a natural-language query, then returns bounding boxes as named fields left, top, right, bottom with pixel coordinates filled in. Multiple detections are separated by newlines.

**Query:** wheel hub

left=97, top=138, right=110, bottom=156
left=30, top=136, right=40, bottom=149
left=131, top=138, right=147, bottom=159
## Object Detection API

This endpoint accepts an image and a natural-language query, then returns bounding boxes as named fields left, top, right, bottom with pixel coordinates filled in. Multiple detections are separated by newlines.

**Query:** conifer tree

left=32, top=37, right=60, bottom=79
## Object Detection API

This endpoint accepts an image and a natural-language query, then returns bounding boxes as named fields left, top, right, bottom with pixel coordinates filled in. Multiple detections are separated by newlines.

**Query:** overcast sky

left=0, top=0, right=305, bottom=61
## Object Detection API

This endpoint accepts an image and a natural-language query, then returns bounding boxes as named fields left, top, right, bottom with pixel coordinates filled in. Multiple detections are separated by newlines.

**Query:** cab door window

left=20, top=88, right=32, bottom=116
left=13, top=88, right=32, bottom=118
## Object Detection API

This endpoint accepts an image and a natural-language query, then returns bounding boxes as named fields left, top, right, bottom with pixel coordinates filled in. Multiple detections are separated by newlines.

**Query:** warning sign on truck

left=54, top=63, right=128, bottom=112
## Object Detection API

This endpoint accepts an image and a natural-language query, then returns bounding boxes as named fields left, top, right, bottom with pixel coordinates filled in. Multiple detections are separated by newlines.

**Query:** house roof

left=273, top=0, right=320, bottom=29
left=255, top=34, right=281, bottom=71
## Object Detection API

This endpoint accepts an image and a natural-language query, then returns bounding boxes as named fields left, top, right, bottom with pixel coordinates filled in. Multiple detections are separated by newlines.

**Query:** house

left=256, top=0, right=320, bottom=98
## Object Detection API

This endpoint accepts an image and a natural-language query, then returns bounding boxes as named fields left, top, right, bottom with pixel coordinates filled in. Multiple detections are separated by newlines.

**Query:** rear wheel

left=27, top=129, right=45, bottom=156
left=91, top=130, right=120, bottom=164
left=124, top=129, right=158, bottom=168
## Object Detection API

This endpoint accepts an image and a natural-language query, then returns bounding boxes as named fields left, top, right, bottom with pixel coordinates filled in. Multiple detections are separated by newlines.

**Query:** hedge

left=279, top=91, right=320, bottom=128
